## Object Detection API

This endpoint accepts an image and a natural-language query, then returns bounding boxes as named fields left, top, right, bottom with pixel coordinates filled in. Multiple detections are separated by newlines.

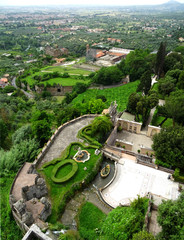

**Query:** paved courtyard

left=101, top=157, right=180, bottom=208
left=116, top=130, right=153, bottom=153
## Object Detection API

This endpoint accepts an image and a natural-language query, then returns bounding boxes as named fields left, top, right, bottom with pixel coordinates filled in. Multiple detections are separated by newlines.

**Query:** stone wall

left=115, top=139, right=133, bottom=151
left=117, top=118, right=142, bottom=134
left=35, top=84, right=73, bottom=96
left=21, top=82, right=73, bottom=96
left=147, top=125, right=161, bottom=138
left=140, top=146, right=154, bottom=156
left=106, top=126, right=117, bottom=146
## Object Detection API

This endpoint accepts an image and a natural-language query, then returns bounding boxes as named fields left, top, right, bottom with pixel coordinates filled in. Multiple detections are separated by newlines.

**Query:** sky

left=1, top=0, right=184, bottom=6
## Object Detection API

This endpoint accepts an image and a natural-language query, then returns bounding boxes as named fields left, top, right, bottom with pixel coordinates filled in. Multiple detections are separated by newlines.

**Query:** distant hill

left=120, top=0, right=184, bottom=12
left=156, top=0, right=184, bottom=11
left=161, top=0, right=183, bottom=6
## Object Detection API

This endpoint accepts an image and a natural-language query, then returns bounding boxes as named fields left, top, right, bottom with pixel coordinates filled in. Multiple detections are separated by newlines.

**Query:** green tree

left=0, top=119, right=8, bottom=148
left=31, top=110, right=52, bottom=147
left=93, top=66, right=123, bottom=85
left=100, top=197, right=148, bottom=240
left=163, top=52, right=183, bottom=73
left=12, top=124, right=32, bottom=145
left=137, top=71, right=152, bottom=95
left=165, top=90, right=184, bottom=126
left=73, top=82, right=88, bottom=94
left=87, top=99, right=106, bottom=114
left=157, top=192, right=184, bottom=240
left=91, top=116, right=112, bottom=140
left=177, top=71, right=184, bottom=89
left=155, top=42, right=166, bottom=78
left=158, top=76, right=176, bottom=96
left=127, top=93, right=141, bottom=114
left=125, top=49, right=151, bottom=82
left=152, top=126, right=184, bottom=170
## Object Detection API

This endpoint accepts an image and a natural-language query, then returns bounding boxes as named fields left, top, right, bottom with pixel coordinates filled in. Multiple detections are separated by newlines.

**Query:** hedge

left=51, top=159, right=78, bottom=183
left=173, top=168, right=184, bottom=184
left=41, top=141, right=100, bottom=169
left=77, top=125, right=102, bottom=148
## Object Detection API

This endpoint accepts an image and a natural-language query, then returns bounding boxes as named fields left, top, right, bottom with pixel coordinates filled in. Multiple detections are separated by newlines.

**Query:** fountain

left=73, top=147, right=90, bottom=163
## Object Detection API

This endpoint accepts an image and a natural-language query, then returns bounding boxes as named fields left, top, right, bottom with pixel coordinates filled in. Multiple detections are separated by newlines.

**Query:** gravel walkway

left=38, top=117, right=94, bottom=168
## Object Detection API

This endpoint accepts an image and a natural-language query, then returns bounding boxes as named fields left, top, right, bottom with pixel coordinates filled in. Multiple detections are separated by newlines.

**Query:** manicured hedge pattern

left=51, top=159, right=78, bottom=183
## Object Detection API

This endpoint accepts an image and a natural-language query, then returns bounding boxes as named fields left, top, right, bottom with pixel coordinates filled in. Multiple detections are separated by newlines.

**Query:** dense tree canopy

left=165, top=90, right=184, bottom=126
left=31, top=110, right=53, bottom=147
left=152, top=126, right=184, bottom=170
left=157, top=192, right=184, bottom=240
left=93, top=66, right=123, bottom=85
left=100, top=197, right=149, bottom=240
left=124, top=49, right=153, bottom=82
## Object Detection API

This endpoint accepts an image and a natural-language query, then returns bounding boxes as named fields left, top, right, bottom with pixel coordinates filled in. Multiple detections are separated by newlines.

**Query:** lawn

left=72, top=81, right=139, bottom=112
left=151, top=110, right=173, bottom=128
left=41, top=77, right=90, bottom=87
left=78, top=202, right=106, bottom=240
left=25, top=73, right=90, bottom=87
left=53, top=96, right=65, bottom=102
left=39, top=143, right=102, bottom=223
left=43, top=65, right=91, bottom=75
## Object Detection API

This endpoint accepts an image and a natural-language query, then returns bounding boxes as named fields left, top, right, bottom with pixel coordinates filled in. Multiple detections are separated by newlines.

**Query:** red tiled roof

left=96, top=51, right=106, bottom=58
left=108, top=52, right=125, bottom=57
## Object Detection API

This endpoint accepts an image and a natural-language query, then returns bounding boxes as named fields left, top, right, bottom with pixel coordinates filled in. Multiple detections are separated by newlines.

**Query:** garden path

left=38, top=117, right=95, bottom=168
left=61, top=187, right=111, bottom=229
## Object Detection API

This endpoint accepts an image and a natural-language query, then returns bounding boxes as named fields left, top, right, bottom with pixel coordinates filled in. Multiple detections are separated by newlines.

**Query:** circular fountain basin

left=73, top=150, right=90, bottom=163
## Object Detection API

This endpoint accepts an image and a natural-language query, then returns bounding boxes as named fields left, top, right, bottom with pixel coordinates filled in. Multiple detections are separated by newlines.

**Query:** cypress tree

left=155, top=42, right=166, bottom=78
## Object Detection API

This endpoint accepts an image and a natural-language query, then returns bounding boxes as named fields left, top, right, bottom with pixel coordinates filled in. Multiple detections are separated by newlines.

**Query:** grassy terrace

left=72, top=81, right=139, bottom=112
left=42, top=65, right=91, bottom=75
left=24, top=73, right=90, bottom=87
left=22, top=64, right=92, bottom=87
left=39, top=142, right=102, bottom=223
left=78, top=202, right=106, bottom=240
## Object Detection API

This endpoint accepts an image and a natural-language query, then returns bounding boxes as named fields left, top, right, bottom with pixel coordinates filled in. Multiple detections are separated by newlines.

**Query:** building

left=0, top=77, right=8, bottom=88
left=86, top=44, right=132, bottom=66
left=45, top=45, right=68, bottom=58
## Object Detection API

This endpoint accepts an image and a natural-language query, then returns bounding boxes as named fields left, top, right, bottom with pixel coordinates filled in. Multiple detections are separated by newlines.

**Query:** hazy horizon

left=1, top=0, right=184, bottom=7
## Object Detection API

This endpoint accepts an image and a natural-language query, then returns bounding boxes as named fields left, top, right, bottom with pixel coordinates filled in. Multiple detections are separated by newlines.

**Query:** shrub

left=116, top=142, right=120, bottom=147
left=117, top=125, right=123, bottom=132
left=3, top=85, right=16, bottom=93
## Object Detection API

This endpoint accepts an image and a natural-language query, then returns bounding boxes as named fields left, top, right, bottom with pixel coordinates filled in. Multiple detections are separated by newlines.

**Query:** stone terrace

left=38, top=117, right=95, bottom=168
left=116, top=130, right=153, bottom=153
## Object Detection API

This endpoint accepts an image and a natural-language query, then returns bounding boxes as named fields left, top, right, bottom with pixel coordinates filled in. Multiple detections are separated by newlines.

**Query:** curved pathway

left=38, top=117, right=95, bottom=168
